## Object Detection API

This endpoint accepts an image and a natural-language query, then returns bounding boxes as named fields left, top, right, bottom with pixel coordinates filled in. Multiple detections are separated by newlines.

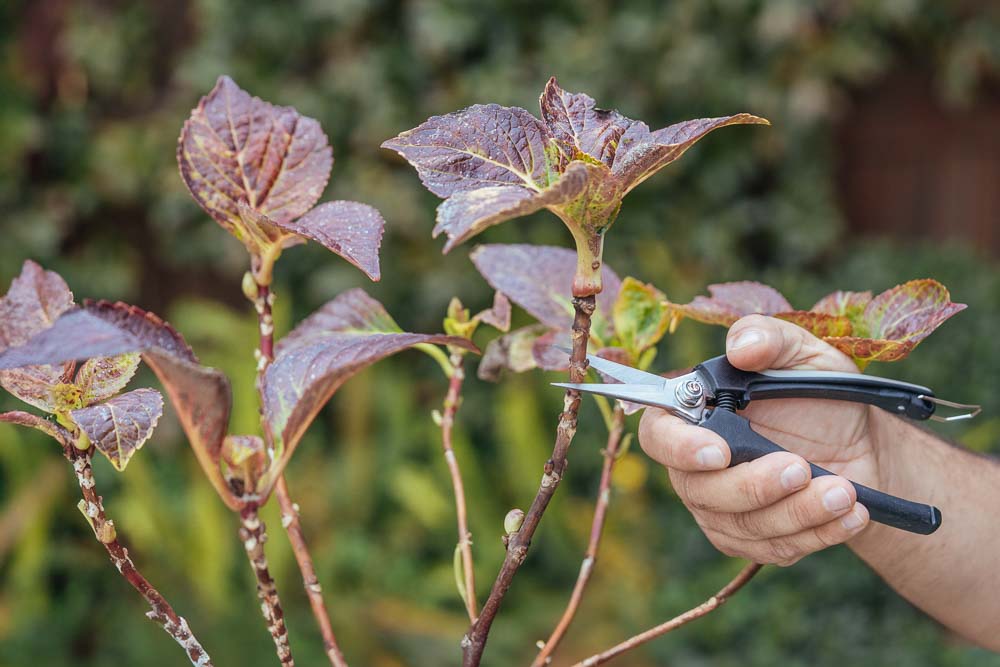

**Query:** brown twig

left=462, top=295, right=596, bottom=666
left=572, top=563, right=763, bottom=666
left=240, top=504, right=295, bottom=667
left=64, top=444, right=214, bottom=667
left=440, top=350, right=478, bottom=622
left=253, top=279, right=348, bottom=666
left=532, top=404, right=626, bottom=666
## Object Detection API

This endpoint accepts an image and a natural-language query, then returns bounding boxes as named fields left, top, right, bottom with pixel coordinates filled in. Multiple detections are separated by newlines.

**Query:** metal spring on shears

left=714, top=392, right=739, bottom=412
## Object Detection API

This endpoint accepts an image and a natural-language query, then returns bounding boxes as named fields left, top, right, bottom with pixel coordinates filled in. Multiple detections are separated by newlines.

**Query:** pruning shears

left=555, top=353, right=981, bottom=535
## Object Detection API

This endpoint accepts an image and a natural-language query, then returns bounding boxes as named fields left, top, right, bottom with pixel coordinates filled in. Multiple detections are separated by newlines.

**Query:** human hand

left=639, top=315, right=877, bottom=565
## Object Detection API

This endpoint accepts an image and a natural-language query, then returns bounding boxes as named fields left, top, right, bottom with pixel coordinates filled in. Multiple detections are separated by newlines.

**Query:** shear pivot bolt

left=675, top=380, right=704, bottom=407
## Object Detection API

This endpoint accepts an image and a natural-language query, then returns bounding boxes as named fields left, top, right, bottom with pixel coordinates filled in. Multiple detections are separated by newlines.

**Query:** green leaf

left=612, top=277, right=670, bottom=358
left=69, top=388, right=163, bottom=471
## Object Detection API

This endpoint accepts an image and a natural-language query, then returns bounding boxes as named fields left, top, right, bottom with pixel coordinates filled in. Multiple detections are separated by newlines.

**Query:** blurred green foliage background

left=2, top=1, right=1000, bottom=665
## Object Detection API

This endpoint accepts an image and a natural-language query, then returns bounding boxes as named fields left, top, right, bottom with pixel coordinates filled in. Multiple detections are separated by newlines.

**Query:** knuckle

left=766, top=539, right=803, bottom=564
left=738, top=473, right=771, bottom=510
left=730, top=511, right=763, bottom=538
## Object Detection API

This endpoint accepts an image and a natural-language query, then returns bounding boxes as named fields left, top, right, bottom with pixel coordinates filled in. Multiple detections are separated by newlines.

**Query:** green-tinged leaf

left=453, top=544, right=469, bottom=610
left=775, top=311, right=853, bottom=338
left=0, top=301, right=237, bottom=508
left=664, top=281, right=793, bottom=331
left=613, top=277, right=670, bottom=357
left=476, top=324, right=550, bottom=382
left=811, top=290, right=873, bottom=322
left=444, top=292, right=511, bottom=340
left=69, top=388, right=163, bottom=471
left=177, top=75, right=332, bottom=237
left=0, top=411, right=72, bottom=445
left=74, top=353, right=141, bottom=406
left=824, top=280, right=966, bottom=366
left=0, top=261, right=76, bottom=413
left=220, top=435, right=268, bottom=498
left=470, top=244, right=621, bottom=336
left=261, top=289, right=477, bottom=495
left=666, top=278, right=965, bottom=367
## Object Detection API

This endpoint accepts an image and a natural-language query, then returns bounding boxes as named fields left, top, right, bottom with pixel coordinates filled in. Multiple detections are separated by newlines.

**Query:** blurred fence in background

left=2, top=1, right=1000, bottom=665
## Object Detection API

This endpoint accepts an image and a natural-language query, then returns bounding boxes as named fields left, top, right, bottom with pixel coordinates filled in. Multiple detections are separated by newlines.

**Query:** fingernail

left=823, top=487, right=852, bottom=513
left=696, top=445, right=726, bottom=469
left=841, top=508, right=865, bottom=531
left=780, top=463, right=809, bottom=490
left=729, top=330, right=763, bottom=351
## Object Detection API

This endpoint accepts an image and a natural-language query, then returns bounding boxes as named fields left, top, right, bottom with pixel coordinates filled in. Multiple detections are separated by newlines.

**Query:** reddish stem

left=275, top=476, right=349, bottom=667
left=572, top=563, right=763, bottom=666
left=441, top=351, right=478, bottom=622
left=532, top=404, right=626, bottom=666
left=240, top=504, right=295, bottom=667
left=253, top=279, right=348, bottom=666
left=65, top=445, right=213, bottom=666
left=462, top=295, right=596, bottom=666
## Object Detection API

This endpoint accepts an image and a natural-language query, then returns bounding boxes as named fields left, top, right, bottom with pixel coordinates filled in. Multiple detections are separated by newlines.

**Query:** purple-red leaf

left=381, top=104, right=550, bottom=197
left=262, top=289, right=477, bottom=492
left=476, top=324, right=550, bottom=382
left=0, top=261, right=76, bottom=412
left=470, top=244, right=622, bottom=336
left=384, top=79, right=766, bottom=297
left=0, top=410, right=72, bottom=445
left=531, top=329, right=573, bottom=371
left=0, top=301, right=236, bottom=508
left=177, top=75, right=332, bottom=235
left=278, top=201, right=386, bottom=281
left=70, top=388, right=163, bottom=471
left=664, top=281, right=792, bottom=330
left=476, top=292, right=512, bottom=333
left=540, top=78, right=641, bottom=166
left=434, top=161, right=592, bottom=252
left=613, top=114, right=770, bottom=193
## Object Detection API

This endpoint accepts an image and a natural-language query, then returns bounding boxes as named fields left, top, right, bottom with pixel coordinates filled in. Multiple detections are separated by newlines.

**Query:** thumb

left=726, top=314, right=858, bottom=373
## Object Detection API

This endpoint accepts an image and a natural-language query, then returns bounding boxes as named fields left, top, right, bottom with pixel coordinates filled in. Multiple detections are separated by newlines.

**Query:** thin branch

left=532, top=404, right=626, bottom=666
left=572, top=563, right=763, bottom=667
left=64, top=444, right=214, bottom=667
left=253, top=279, right=348, bottom=666
left=275, top=476, right=349, bottom=667
left=440, top=350, right=478, bottom=622
left=240, top=504, right=295, bottom=667
left=462, top=295, right=596, bottom=666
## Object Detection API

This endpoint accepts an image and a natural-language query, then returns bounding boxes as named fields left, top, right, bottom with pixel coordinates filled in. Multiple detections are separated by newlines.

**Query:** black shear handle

left=702, top=409, right=942, bottom=535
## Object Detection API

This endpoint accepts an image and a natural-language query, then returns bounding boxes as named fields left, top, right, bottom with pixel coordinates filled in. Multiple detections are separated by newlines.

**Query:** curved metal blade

left=552, top=345, right=663, bottom=385
left=553, top=382, right=676, bottom=410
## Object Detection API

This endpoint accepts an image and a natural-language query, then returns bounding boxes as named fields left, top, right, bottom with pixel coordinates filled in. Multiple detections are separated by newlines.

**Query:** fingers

left=705, top=504, right=870, bottom=566
left=700, top=474, right=859, bottom=538
left=726, top=314, right=859, bottom=373
left=639, top=408, right=731, bottom=471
